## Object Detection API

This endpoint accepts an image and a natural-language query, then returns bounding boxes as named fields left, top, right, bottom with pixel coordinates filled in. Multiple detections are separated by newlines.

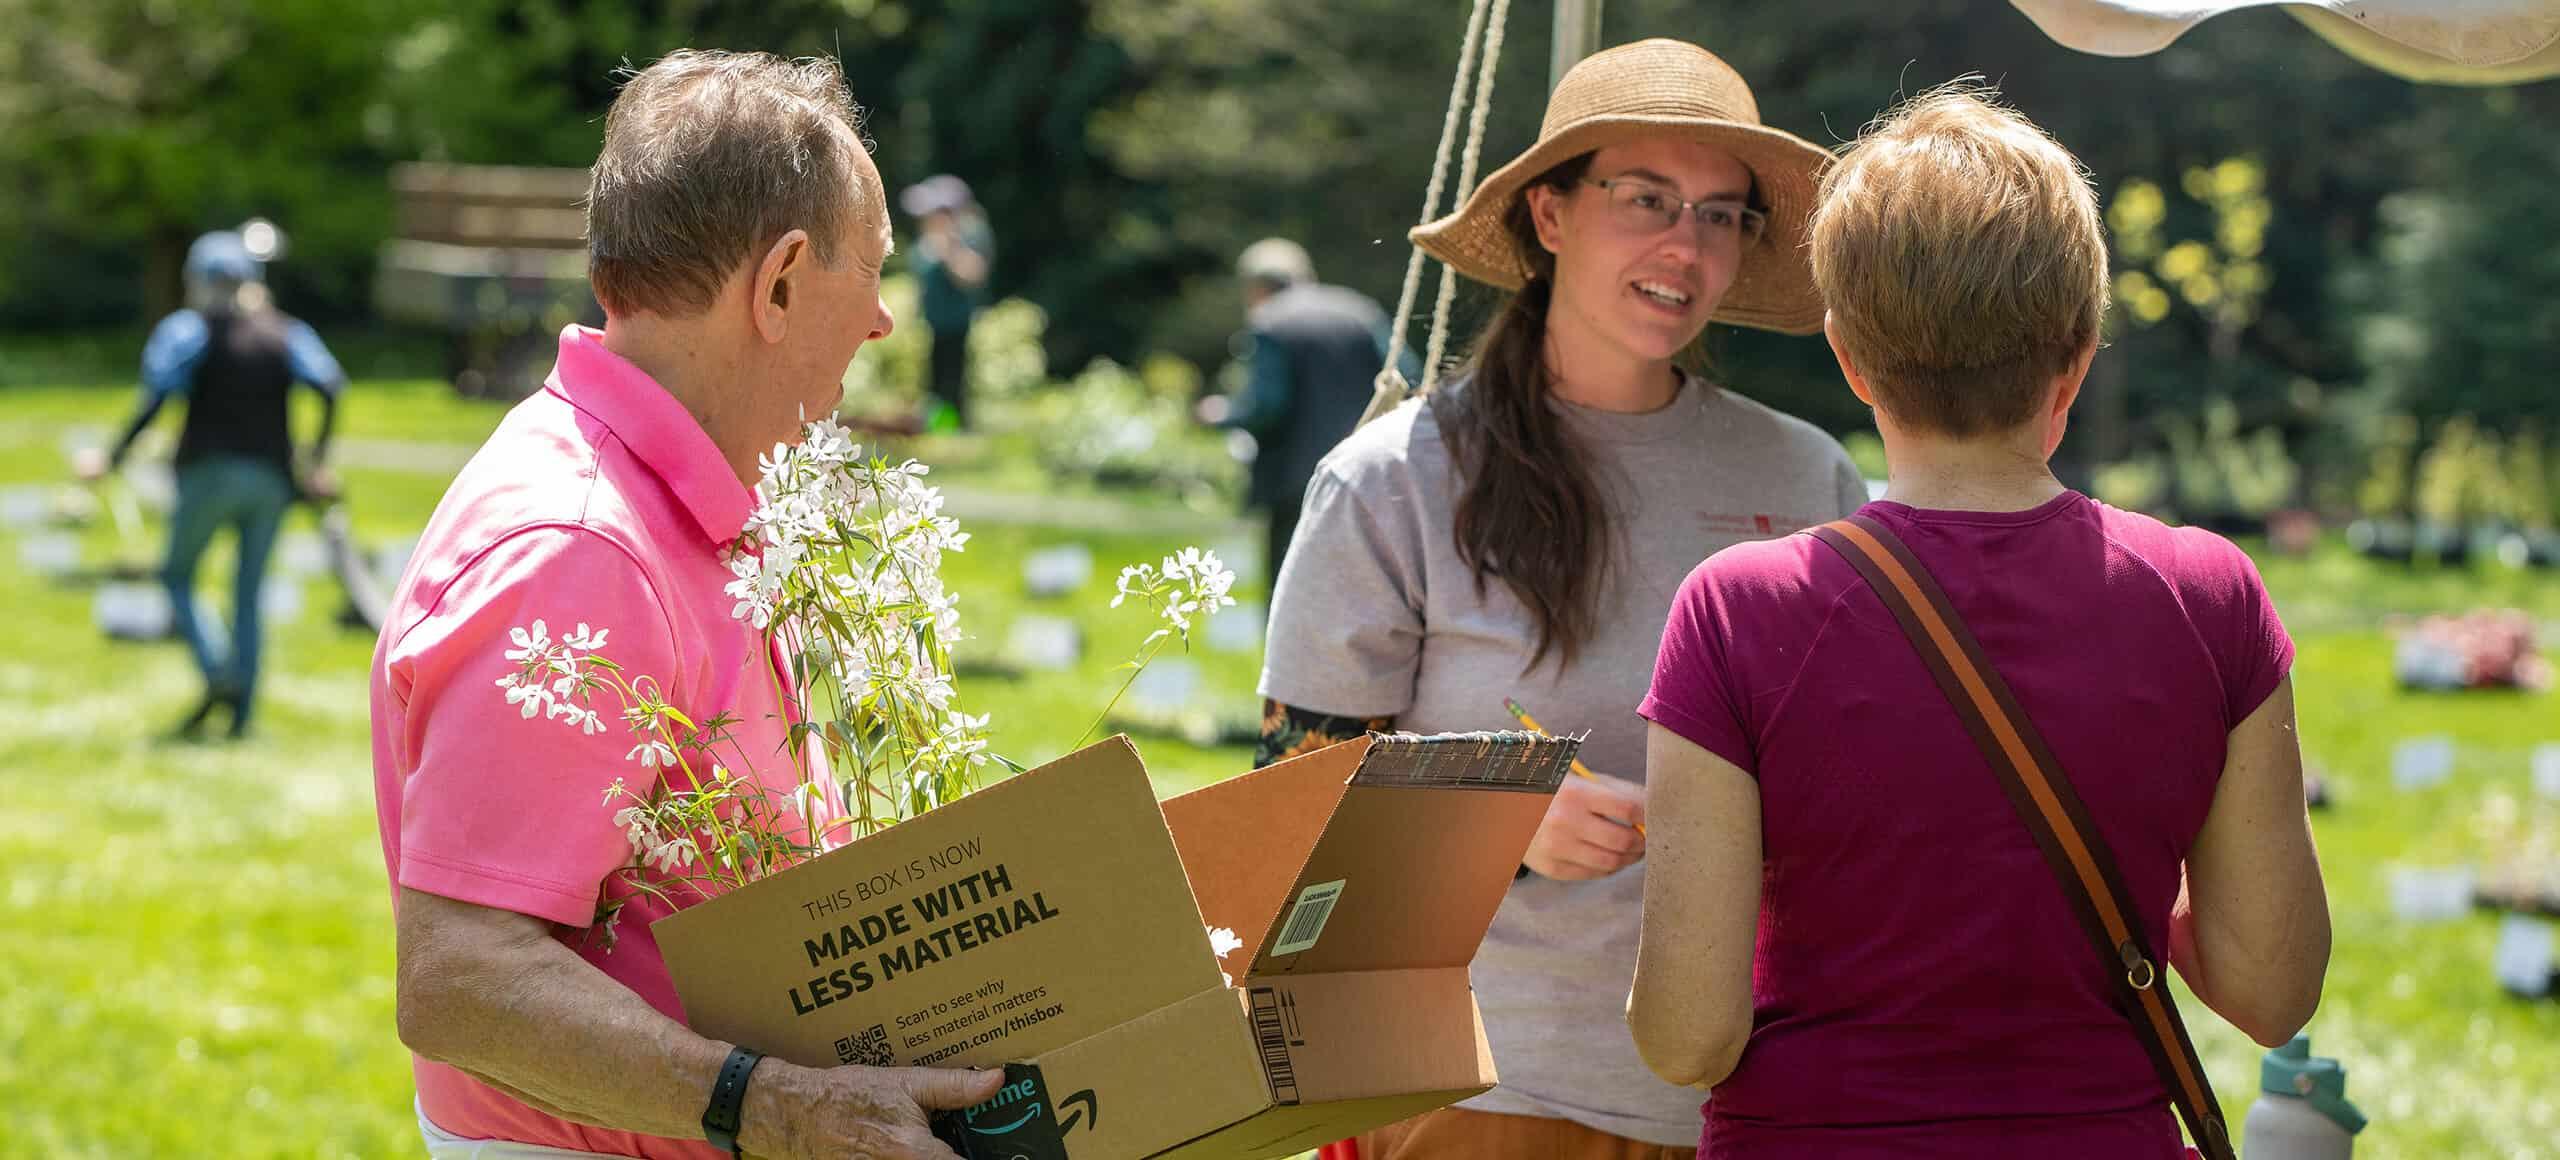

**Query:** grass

left=1, top=377, right=2555, bottom=1156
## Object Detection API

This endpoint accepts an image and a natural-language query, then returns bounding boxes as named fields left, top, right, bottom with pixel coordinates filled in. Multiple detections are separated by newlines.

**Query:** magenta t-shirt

left=1639, top=493, right=2292, bottom=1158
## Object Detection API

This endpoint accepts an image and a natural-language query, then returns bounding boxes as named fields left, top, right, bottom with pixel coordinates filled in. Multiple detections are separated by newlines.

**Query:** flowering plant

left=499, top=418, right=1236, bottom=941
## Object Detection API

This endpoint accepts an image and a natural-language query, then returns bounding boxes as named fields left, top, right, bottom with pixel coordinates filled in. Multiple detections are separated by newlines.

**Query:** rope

left=1358, top=0, right=1502, bottom=429
left=1420, top=0, right=1512, bottom=394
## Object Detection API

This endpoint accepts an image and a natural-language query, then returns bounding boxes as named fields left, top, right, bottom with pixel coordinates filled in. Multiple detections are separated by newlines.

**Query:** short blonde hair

left=1809, top=84, right=2107, bottom=437
left=586, top=51, right=879, bottom=318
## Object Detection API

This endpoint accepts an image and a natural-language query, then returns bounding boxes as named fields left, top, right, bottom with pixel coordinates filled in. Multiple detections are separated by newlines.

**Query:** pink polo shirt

left=371, top=326, right=815, bottom=1157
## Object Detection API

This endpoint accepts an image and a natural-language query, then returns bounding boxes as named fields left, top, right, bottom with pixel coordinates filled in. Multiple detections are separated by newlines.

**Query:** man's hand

left=396, top=888, right=999, bottom=1159
left=71, top=446, right=110, bottom=482
left=739, top=1059, right=1004, bottom=1160
left=1523, top=772, right=1647, bottom=880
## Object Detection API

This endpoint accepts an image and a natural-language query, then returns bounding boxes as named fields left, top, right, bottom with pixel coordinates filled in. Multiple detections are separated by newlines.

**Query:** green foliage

left=0, top=0, right=427, bottom=321
left=1025, top=356, right=1241, bottom=507
left=1839, top=431, right=1888, bottom=483
left=2129, top=397, right=2301, bottom=519
left=2509, top=426, right=2554, bottom=531
left=2342, top=87, right=2560, bottom=431
left=2357, top=415, right=2422, bottom=520
left=2109, top=158, right=2274, bottom=335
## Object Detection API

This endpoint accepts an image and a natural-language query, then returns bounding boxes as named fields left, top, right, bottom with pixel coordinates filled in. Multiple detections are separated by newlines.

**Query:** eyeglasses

left=1581, top=177, right=1768, bottom=244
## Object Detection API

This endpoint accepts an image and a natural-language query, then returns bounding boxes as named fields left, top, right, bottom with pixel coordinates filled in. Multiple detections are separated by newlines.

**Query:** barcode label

left=1249, top=987, right=1301, bottom=1105
left=1270, top=879, right=1345, bottom=956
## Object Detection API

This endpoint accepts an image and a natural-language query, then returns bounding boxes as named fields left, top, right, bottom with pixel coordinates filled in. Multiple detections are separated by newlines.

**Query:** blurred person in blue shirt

left=77, top=229, right=346, bottom=738
left=1199, top=238, right=1418, bottom=584
left=900, top=174, right=994, bottom=432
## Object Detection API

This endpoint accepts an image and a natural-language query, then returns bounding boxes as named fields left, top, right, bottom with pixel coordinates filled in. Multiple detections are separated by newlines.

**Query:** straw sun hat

left=1410, top=38, right=1833, bottom=335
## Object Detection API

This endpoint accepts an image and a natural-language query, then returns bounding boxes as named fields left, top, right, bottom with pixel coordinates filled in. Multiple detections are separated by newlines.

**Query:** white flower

left=800, top=419, right=858, bottom=467
left=1208, top=926, right=1245, bottom=959
left=645, top=836, right=697, bottom=874
left=504, top=680, right=550, bottom=719
left=915, top=671, right=957, bottom=711
left=612, top=805, right=654, bottom=853
left=1110, top=563, right=1150, bottom=608
left=627, top=740, right=678, bottom=769
left=725, top=551, right=779, bottom=629
left=505, top=620, right=552, bottom=664
left=563, top=622, right=609, bottom=651
left=1193, top=551, right=1238, bottom=608
left=925, top=589, right=964, bottom=642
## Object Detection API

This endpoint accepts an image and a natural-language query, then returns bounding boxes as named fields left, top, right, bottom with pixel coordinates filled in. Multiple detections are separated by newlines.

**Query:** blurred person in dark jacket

left=78, top=228, right=344, bottom=738
left=1199, top=238, right=1416, bottom=583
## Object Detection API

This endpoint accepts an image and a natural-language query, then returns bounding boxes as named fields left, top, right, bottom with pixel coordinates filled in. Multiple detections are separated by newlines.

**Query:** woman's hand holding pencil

left=1505, top=697, right=1648, bottom=879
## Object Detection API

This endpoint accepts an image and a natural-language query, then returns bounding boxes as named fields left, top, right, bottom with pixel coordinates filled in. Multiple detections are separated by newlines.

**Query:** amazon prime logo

left=934, top=1063, right=1096, bottom=1160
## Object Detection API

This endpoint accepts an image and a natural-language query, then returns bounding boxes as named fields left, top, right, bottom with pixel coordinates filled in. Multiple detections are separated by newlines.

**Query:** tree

left=2346, top=84, right=2560, bottom=430
left=0, top=0, right=424, bottom=323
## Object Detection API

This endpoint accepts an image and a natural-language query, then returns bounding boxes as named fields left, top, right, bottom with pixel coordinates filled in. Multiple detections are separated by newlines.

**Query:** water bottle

left=2242, top=1033, right=2366, bottom=1159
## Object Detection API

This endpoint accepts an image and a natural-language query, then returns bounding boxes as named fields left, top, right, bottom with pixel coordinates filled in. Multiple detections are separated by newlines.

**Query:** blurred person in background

left=1198, top=237, right=1414, bottom=586
left=78, top=227, right=344, bottom=739
left=901, top=174, right=993, bottom=432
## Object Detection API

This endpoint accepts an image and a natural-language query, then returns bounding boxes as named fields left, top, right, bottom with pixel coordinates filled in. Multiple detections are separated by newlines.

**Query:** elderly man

left=372, top=52, right=1000, bottom=1159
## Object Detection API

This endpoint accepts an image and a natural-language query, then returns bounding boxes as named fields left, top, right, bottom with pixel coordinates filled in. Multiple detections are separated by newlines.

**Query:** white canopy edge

left=2009, top=0, right=2560, bottom=82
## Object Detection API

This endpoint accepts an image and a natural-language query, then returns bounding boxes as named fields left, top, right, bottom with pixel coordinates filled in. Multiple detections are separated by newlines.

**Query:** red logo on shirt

left=1700, top=512, right=1822, bottom=539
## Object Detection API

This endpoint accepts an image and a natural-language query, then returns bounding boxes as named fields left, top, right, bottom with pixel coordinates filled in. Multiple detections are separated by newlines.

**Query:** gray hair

left=586, top=50, right=880, bottom=318
left=1237, top=237, right=1315, bottom=293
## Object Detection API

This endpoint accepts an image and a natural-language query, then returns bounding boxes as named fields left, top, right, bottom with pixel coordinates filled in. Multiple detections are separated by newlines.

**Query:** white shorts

left=418, top=1099, right=628, bottom=1159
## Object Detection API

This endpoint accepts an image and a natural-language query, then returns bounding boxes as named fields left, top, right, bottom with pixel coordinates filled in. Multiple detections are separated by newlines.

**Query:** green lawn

left=0, top=378, right=2554, bottom=1156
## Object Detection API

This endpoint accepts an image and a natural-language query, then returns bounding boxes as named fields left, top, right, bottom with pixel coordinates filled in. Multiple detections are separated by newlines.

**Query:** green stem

left=1073, top=623, right=1176, bottom=752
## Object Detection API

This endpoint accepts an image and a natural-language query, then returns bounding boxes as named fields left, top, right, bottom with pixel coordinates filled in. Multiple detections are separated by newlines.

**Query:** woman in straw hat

left=1256, top=40, right=1867, bottom=1160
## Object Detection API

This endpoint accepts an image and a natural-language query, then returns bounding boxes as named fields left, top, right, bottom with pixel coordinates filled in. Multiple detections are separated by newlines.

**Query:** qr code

left=835, top=1023, right=894, bottom=1067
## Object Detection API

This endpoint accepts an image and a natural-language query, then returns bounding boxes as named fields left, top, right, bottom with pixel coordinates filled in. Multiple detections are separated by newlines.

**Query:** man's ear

left=751, top=229, right=813, bottom=344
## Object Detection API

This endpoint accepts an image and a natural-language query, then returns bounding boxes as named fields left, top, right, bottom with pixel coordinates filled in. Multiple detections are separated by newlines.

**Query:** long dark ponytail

left=1431, top=155, right=1608, bottom=671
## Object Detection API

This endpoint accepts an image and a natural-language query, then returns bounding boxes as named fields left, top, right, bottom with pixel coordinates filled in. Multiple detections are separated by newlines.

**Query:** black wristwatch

left=702, top=1045, right=764, bottom=1157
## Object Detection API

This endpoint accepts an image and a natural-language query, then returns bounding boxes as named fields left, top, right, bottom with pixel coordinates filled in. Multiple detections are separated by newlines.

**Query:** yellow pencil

left=1503, top=697, right=1643, bottom=836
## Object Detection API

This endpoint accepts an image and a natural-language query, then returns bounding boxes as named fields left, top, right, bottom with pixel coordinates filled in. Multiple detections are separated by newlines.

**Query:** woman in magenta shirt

left=1627, top=88, right=2331, bottom=1157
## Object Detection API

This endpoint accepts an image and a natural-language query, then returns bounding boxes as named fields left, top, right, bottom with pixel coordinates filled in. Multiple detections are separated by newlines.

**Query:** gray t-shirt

left=1260, top=375, right=1867, bottom=1146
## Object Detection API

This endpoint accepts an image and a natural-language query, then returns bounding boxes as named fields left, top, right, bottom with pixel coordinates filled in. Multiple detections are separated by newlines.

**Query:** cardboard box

left=655, top=731, right=1574, bottom=1159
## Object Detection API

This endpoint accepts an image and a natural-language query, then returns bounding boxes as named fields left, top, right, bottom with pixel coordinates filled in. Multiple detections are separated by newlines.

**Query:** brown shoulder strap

left=1809, top=515, right=2235, bottom=1160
